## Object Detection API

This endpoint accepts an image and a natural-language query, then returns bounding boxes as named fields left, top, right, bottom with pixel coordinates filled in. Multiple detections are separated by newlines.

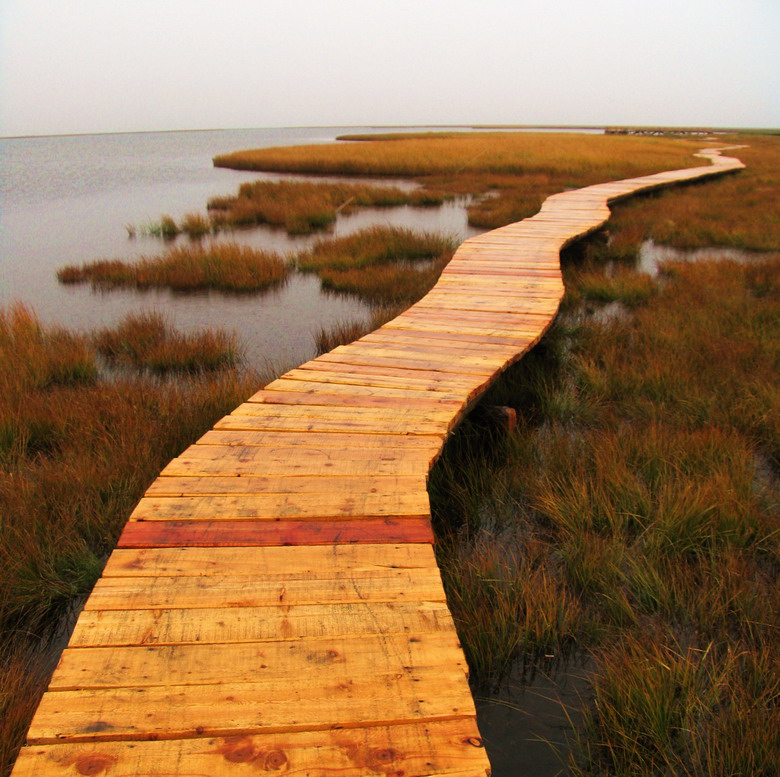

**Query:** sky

left=1, top=0, right=778, bottom=137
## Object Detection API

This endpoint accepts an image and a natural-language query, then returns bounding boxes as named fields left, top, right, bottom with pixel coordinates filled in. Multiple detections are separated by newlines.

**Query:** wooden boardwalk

left=12, top=148, right=743, bottom=777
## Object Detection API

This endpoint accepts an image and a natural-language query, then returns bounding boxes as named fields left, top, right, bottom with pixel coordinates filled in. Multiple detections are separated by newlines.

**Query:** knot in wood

left=263, top=749, right=288, bottom=769
left=75, top=753, right=118, bottom=776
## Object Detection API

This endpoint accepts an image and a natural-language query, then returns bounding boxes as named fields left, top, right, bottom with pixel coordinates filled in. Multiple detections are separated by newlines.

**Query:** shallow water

left=0, top=128, right=483, bottom=371
left=636, top=239, right=766, bottom=276
left=476, top=658, right=592, bottom=776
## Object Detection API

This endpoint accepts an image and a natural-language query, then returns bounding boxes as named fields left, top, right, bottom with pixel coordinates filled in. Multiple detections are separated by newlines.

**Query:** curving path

left=12, top=147, right=743, bottom=777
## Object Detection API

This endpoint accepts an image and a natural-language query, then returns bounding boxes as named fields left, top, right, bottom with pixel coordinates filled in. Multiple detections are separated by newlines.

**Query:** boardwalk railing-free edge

left=12, top=147, right=744, bottom=777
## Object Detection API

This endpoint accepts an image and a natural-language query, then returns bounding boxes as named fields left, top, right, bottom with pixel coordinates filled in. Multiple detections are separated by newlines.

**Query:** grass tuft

left=94, top=312, right=239, bottom=374
left=57, top=242, right=288, bottom=293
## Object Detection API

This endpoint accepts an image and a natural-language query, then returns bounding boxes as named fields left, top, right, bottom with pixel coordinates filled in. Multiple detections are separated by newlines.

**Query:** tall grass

left=429, top=245, right=778, bottom=772
left=313, top=304, right=404, bottom=355
left=295, top=226, right=456, bottom=304
left=0, top=305, right=263, bottom=774
left=57, top=241, right=288, bottom=293
left=207, top=179, right=445, bottom=235
left=603, top=135, right=780, bottom=252
left=214, top=133, right=710, bottom=232
left=214, top=132, right=704, bottom=180
left=94, top=312, right=239, bottom=374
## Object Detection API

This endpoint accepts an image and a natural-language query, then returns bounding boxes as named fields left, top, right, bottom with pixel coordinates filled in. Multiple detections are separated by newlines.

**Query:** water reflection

left=0, top=128, right=486, bottom=372
left=476, top=656, right=592, bottom=776
left=637, top=239, right=766, bottom=276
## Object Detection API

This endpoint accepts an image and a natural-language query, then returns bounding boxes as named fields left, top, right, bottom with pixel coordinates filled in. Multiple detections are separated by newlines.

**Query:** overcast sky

left=1, top=0, right=777, bottom=137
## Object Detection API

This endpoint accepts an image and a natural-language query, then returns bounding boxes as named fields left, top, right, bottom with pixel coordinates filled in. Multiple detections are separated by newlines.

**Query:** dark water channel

left=0, top=127, right=483, bottom=371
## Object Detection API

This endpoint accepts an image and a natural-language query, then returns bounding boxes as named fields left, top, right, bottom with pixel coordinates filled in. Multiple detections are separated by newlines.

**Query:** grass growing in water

left=295, top=226, right=456, bottom=304
left=214, top=132, right=711, bottom=231
left=0, top=305, right=264, bottom=773
left=207, top=179, right=446, bottom=235
left=94, top=312, right=239, bottom=374
left=57, top=241, right=288, bottom=293
left=428, top=241, right=778, bottom=773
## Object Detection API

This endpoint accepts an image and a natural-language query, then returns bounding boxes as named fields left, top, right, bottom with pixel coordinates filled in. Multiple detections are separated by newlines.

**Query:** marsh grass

left=601, top=136, right=780, bottom=252
left=214, top=132, right=704, bottom=180
left=429, top=237, right=778, bottom=772
left=295, top=226, right=456, bottom=304
left=214, top=133, right=711, bottom=232
left=0, top=305, right=263, bottom=773
left=205, top=179, right=446, bottom=235
left=571, top=634, right=780, bottom=776
left=94, top=312, right=239, bottom=374
left=57, top=241, right=287, bottom=293
left=313, top=304, right=404, bottom=355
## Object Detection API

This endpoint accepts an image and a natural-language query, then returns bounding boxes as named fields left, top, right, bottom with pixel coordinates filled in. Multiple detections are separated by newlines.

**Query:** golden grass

left=214, top=132, right=712, bottom=231
left=0, top=305, right=263, bottom=773
left=207, top=179, right=446, bottom=235
left=604, top=135, right=780, bottom=252
left=214, top=132, right=704, bottom=180
left=295, top=226, right=456, bottom=304
left=94, top=312, right=239, bottom=374
left=429, top=246, right=779, bottom=773
left=57, top=241, right=288, bottom=293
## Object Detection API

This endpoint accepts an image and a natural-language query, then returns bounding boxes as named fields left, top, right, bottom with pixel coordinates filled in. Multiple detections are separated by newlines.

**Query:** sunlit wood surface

left=12, top=148, right=743, bottom=777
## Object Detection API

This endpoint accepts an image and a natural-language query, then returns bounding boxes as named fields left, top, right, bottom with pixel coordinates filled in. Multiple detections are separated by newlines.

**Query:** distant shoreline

left=4, top=123, right=779, bottom=141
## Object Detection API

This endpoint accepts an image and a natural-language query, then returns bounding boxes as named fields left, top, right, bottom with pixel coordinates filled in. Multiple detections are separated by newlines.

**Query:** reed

left=205, top=179, right=445, bottom=235
left=428, top=239, right=778, bottom=771
left=603, top=135, right=780, bottom=252
left=0, top=305, right=264, bottom=772
left=57, top=241, right=288, bottom=293
left=214, top=132, right=704, bottom=180
left=313, top=305, right=404, bottom=355
left=295, top=226, right=455, bottom=304
left=180, top=211, right=212, bottom=239
left=94, top=312, right=239, bottom=374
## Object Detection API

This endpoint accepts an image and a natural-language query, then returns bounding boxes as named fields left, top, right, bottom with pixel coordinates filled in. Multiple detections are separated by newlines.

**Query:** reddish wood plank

left=117, top=518, right=435, bottom=548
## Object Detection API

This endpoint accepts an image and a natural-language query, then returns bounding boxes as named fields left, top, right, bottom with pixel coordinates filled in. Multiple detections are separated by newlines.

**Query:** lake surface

left=0, top=127, right=484, bottom=370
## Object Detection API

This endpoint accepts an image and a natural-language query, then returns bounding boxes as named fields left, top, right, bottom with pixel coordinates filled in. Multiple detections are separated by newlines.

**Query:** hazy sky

left=1, top=0, right=777, bottom=137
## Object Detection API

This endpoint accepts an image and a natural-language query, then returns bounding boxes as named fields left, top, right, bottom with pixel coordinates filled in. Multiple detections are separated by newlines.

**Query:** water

left=0, top=127, right=483, bottom=370
left=637, top=239, right=766, bottom=277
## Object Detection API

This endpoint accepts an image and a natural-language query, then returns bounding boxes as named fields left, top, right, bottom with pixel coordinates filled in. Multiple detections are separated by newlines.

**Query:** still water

left=0, top=127, right=483, bottom=370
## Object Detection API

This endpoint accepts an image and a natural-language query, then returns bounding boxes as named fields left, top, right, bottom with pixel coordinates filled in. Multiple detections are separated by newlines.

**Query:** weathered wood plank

left=103, top=543, right=437, bottom=578
left=86, top=567, right=444, bottom=610
left=196, top=428, right=444, bottom=450
left=117, top=518, right=435, bottom=548
left=52, top=631, right=462, bottom=690
left=13, top=719, right=490, bottom=777
left=128, top=490, right=430, bottom=522
left=145, top=474, right=427, bottom=497
left=69, top=600, right=457, bottom=648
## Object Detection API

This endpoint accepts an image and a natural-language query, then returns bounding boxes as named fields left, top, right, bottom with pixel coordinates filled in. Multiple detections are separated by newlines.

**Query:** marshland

left=1, top=128, right=778, bottom=776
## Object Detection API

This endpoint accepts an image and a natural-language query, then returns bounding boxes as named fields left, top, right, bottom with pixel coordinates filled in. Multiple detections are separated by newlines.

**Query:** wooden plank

left=68, top=600, right=458, bottom=648
left=103, top=543, right=438, bottom=578
left=316, top=349, right=499, bottom=378
left=372, top=324, right=533, bottom=349
left=287, top=364, right=480, bottom=393
left=230, top=400, right=455, bottom=423
left=12, top=719, right=490, bottom=777
left=85, top=567, right=445, bottom=611
left=128, top=491, right=430, bottom=522
left=208, top=412, right=447, bottom=437
left=195, top=428, right=444, bottom=450
left=254, top=386, right=463, bottom=410
left=27, top=666, right=475, bottom=744
left=160, top=450, right=430, bottom=478
left=51, top=632, right=464, bottom=690
left=260, top=378, right=465, bottom=404
left=145, top=474, right=427, bottom=497
left=175, top=442, right=437, bottom=462
left=117, top=517, right=434, bottom=548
